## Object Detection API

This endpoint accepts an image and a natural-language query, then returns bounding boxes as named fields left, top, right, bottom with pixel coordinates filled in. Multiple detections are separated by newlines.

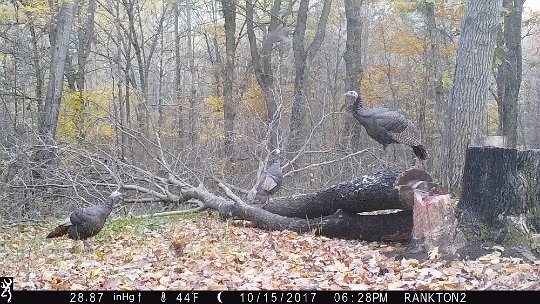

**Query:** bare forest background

left=1, top=0, right=539, bottom=221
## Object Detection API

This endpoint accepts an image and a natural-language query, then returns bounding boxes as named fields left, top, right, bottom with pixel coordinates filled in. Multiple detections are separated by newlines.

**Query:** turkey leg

left=82, top=240, right=93, bottom=252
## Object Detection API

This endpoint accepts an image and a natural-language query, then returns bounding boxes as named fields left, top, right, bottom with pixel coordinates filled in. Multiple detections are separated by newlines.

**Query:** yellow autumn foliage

left=205, top=95, right=223, bottom=117
left=17, top=0, right=50, bottom=26
left=387, top=31, right=425, bottom=56
left=361, top=66, right=388, bottom=106
left=57, top=88, right=115, bottom=144
left=200, top=118, right=224, bottom=142
left=241, top=84, right=266, bottom=117
left=198, top=95, right=224, bottom=142
left=436, top=2, right=465, bottom=24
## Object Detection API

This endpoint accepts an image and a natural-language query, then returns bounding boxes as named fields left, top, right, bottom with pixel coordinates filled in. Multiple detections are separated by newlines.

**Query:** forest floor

left=1, top=211, right=539, bottom=290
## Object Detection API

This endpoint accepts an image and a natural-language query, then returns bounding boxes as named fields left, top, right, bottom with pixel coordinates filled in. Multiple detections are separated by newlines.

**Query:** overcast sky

left=525, top=0, right=540, bottom=11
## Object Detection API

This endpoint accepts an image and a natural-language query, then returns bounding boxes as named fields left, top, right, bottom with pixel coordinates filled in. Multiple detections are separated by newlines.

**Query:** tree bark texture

left=419, top=0, right=444, bottom=172
left=458, top=147, right=540, bottom=255
left=439, top=0, right=502, bottom=193
left=76, top=0, right=96, bottom=92
left=496, top=0, right=523, bottom=148
left=343, top=0, right=365, bottom=151
left=220, top=0, right=237, bottom=157
left=37, top=0, right=79, bottom=161
left=173, top=3, right=183, bottom=140
left=29, top=22, right=43, bottom=113
left=188, top=186, right=413, bottom=242
left=343, top=0, right=364, bottom=92
left=186, top=2, right=198, bottom=148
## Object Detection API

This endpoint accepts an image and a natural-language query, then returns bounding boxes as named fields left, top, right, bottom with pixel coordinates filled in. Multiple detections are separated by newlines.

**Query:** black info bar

left=2, top=290, right=539, bottom=304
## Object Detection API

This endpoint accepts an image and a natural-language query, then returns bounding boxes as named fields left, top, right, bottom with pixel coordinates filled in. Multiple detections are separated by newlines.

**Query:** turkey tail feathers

left=46, top=225, right=69, bottom=238
left=412, top=145, right=428, bottom=160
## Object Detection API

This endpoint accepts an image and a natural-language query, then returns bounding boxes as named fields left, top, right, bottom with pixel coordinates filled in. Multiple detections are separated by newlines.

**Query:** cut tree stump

left=457, top=147, right=540, bottom=259
left=408, top=190, right=464, bottom=258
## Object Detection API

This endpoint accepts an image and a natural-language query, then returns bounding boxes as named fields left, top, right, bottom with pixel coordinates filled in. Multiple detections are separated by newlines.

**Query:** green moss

left=531, top=239, right=540, bottom=254
left=504, top=223, right=531, bottom=246
left=460, top=215, right=531, bottom=247
left=459, top=219, right=493, bottom=242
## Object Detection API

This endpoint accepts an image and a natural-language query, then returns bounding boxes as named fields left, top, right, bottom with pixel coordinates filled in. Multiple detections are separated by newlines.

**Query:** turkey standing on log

left=46, top=191, right=123, bottom=250
left=248, top=155, right=284, bottom=208
left=343, top=90, right=427, bottom=165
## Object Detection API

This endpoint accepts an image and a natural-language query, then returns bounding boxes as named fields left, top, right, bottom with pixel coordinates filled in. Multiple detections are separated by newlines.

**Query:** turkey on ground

left=46, top=191, right=123, bottom=250
left=248, top=154, right=284, bottom=208
left=343, top=90, right=427, bottom=164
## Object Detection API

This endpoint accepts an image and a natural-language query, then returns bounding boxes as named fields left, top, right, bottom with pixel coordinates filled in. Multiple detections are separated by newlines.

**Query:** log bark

left=128, top=168, right=433, bottom=242
left=458, top=147, right=540, bottom=259
left=231, top=168, right=433, bottom=241
left=187, top=185, right=412, bottom=242
left=265, top=168, right=434, bottom=218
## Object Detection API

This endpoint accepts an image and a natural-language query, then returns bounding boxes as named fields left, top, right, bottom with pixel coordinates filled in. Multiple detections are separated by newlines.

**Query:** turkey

left=248, top=152, right=284, bottom=208
left=343, top=90, right=427, bottom=165
left=47, top=191, right=122, bottom=250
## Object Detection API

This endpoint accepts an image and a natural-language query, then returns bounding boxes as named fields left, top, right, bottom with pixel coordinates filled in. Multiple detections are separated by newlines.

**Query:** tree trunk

left=343, top=0, right=364, bottom=151
left=264, top=168, right=434, bottom=219
left=0, top=98, right=13, bottom=147
left=76, top=0, right=96, bottom=92
left=116, top=29, right=126, bottom=160
left=157, top=16, right=165, bottom=130
left=221, top=0, right=237, bottom=157
left=29, top=22, right=43, bottom=113
left=186, top=2, right=198, bottom=148
left=173, top=3, right=183, bottom=140
left=125, top=34, right=134, bottom=159
left=343, top=0, right=363, bottom=93
left=123, top=0, right=147, bottom=134
left=67, top=0, right=97, bottom=142
left=439, top=0, right=502, bottom=193
left=36, top=0, right=79, bottom=162
left=417, top=1, right=439, bottom=161
left=496, top=0, right=523, bottom=148
left=245, top=0, right=282, bottom=150
left=122, top=0, right=165, bottom=137
left=288, top=0, right=331, bottom=155
left=458, top=147, right=539, bottom=259
left=423, top=0, right=445, bottom=171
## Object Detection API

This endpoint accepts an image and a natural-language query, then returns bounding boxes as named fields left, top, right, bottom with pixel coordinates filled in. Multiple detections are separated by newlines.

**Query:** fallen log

left=264, top=168, right=435, bottom=218
left=185, top=185, right=413, bottom=242
left=135, top=168, right=433, bottom=241
left=179, top=168, right=433, bottom=241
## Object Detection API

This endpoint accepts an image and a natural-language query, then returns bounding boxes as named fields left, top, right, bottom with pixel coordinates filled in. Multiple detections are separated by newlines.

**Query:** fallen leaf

left=70, top=283, right=86, bottom=290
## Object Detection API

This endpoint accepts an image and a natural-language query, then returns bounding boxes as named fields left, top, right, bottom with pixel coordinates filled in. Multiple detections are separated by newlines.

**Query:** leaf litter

left=1, top=212, right=539, bottom=290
